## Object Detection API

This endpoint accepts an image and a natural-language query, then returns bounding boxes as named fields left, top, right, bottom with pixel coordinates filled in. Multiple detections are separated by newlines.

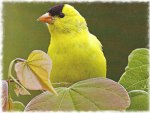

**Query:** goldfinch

left=37, top=4, right=106, bottom=86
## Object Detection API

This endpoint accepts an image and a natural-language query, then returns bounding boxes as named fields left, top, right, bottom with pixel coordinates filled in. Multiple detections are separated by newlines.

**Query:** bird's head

left=37, top=4, right=87, bottom=34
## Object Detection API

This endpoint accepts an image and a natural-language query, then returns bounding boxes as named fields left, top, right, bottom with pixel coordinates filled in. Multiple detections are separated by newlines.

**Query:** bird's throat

left=48, top=28, right=89, bottom=55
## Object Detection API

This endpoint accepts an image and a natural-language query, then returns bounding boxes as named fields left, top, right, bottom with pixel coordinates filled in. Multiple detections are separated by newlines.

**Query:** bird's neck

left=47, top=27, right=90, bottom=56
left=48, top=27, right=89, bottom=44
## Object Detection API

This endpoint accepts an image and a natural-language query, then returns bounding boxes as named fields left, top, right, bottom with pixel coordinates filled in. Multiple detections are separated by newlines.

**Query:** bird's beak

left=37, top=13, right=54, bottom=24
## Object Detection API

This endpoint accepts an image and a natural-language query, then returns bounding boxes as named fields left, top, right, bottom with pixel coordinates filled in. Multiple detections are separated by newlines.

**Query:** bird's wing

left=89, top=33, right=103, bottom=50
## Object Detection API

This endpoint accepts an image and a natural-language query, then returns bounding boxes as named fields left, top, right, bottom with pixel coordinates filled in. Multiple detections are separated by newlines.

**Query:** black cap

left=48, top=4, right=64, bottom=16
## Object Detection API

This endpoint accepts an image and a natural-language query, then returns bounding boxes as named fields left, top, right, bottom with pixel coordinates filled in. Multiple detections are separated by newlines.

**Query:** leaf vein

left=71, top=88, right=100, bottom=110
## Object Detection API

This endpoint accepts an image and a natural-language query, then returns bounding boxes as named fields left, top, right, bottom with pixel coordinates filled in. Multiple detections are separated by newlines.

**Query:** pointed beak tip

left=36, top=13, right=52, bottom=23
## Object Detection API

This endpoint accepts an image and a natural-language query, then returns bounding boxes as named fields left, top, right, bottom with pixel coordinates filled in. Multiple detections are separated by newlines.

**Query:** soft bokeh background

left=3, top=2, right=148, bottom=105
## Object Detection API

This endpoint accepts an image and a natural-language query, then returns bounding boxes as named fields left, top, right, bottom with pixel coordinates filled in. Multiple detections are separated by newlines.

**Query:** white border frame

left=0, top=0, right=149, bottom=113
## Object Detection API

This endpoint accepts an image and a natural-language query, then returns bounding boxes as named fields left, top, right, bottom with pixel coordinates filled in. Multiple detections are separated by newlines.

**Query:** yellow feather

left=46, top=4, right=106, bottom=86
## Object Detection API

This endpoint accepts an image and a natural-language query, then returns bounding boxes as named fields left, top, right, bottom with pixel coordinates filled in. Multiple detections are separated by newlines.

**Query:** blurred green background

left=3, top=2, right=148, bottom=105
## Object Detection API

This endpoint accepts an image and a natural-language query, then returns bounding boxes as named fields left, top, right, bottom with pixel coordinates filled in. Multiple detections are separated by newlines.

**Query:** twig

left=6, top=79, right=19, bottom=83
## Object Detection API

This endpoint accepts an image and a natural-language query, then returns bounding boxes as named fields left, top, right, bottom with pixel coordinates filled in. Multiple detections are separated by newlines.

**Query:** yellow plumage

left=38, top=4, right=106, bottom=86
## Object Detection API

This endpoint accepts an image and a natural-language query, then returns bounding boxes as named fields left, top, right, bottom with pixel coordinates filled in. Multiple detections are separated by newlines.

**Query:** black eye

left=59, top=13, right=65, bottom=18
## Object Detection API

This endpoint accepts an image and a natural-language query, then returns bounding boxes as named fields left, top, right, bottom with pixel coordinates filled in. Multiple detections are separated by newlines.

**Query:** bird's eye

left=59, top=13, right=65, bottom=18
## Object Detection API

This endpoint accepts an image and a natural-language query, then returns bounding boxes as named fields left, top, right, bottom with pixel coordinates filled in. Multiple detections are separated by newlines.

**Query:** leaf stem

left=7, top=59, right=17, bottom=110
left=7, top=58, right=31, bottom=103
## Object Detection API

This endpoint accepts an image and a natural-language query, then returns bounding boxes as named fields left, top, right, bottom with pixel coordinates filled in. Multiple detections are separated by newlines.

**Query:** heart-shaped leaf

left=25, top=77, right=130, bottom=111
left=15, top=50, right=57, bottom=95
left=119, top=48, right=149, bottom=92
left=127, top=90, right=149, bottom=111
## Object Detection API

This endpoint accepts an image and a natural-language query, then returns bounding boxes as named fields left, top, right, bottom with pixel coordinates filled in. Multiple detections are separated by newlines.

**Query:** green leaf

left=15, top=50, right=57, bottom=95
left=119, top=48, right=149, bottom=92
left=127, top=90, right=149, bottom=111
left=12, top=101, right=25, bottom=111
left=125, top=48, right=149, bottom=70
left=25, top=78, right=130, bottom=111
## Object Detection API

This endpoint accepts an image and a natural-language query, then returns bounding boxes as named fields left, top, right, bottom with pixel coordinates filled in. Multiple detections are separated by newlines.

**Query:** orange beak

left=37, top=13, right=53, bottom=24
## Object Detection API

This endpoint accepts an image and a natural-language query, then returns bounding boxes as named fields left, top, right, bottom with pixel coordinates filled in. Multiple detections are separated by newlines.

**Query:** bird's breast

left=47, top=32, right=106, bottom=85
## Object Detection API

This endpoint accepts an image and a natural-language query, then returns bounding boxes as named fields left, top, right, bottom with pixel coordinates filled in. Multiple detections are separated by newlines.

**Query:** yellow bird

left=37, top=4, right=106, bottom=86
